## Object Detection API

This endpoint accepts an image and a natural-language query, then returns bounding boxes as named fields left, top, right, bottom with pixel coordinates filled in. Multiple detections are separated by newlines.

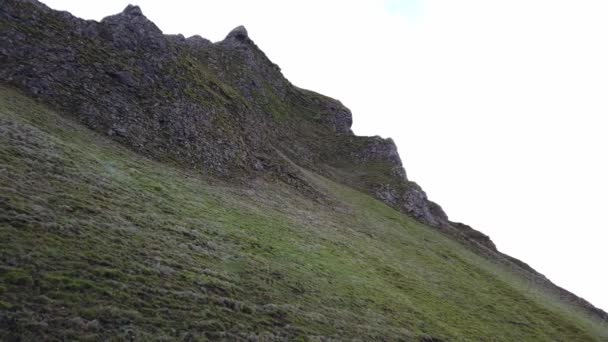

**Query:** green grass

left=1, top=85, right=607, bottom=340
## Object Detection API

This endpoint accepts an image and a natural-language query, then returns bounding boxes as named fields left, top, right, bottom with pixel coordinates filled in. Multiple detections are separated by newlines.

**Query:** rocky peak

left=102, top=4, right=152, bottom=24
left=186, top=35, right=212, bottom=48
left=100, top=4, right=165, bottom=49
left=225, top=25, right=250, bottom=42
left=121, top=4, right=143, bottom=17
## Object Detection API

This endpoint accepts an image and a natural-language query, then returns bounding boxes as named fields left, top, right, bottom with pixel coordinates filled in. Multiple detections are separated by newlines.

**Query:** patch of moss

left=1, top=270, right=34, bottom=287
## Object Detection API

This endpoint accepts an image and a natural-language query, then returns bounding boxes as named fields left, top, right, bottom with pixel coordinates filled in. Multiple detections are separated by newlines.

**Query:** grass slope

left=1, top=85, right=607, bottom=341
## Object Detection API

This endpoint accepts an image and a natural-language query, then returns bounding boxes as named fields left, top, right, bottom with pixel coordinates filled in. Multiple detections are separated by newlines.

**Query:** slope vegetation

left=1, top=86, right=607, bottom=340
left=1, top=0, right=608, bottom=340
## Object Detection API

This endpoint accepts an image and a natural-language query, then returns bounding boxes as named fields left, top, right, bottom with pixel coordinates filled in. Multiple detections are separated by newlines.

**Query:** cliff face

left=1, top=0, right=606, bottom=323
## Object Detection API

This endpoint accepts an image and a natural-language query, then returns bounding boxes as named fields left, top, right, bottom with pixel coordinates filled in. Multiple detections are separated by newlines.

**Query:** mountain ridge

left=1, top=0, right=607, bottom=338
left=0, top=0, right=489, bottom=248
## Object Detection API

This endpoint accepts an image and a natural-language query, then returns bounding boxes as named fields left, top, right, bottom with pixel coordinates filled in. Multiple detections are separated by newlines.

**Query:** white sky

left=40, top=0, right=608, bottom=311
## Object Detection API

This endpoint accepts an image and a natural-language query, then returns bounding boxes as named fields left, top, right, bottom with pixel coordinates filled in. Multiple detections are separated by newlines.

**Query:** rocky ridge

left=0, top=0, right=454, bottom=237
left=1, top=0, right=606, bottom=322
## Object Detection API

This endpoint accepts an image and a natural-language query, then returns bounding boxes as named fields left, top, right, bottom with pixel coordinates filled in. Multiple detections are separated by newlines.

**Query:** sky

left=40, top=0, right=608, bottom=311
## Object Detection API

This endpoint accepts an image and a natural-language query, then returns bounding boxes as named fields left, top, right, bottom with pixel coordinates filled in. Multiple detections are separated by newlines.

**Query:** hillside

left=1, top=0, right=607, bottom=340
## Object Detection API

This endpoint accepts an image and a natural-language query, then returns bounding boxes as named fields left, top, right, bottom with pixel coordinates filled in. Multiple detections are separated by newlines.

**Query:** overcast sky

left=40, top=0, right=608, bottom=311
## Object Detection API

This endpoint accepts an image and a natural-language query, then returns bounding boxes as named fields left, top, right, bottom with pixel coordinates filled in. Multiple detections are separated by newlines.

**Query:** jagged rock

left=450, top=222, right=496, bottom=250
left=402, top=182, right=448, bottom=227
left=355, top=136, right=404, bottom=168
left=374, top=182, right=448, bottom=228
left=100, top=5, right=166, bottom=50
left=122, top=4, right=143, bottom=16
left=320, top=100, right=353, bottom=134
left=186, top=35, right=212, bottom=48
left=226, top=25, right=249, bottom=41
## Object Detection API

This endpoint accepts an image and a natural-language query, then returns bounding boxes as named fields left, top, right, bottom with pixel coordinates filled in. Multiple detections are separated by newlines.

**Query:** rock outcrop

left=1, top=0, right=606, bottom=323
left=0, top=0, right=451, bottom=230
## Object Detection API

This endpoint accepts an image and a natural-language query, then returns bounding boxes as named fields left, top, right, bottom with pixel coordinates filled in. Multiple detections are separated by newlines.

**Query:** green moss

left=0, top=300, right=12, bottom=310
left=1, top=270, right=34, bottom=287
left=258, top=82, right=289, bottom=121
left=170, top=53, right=248, bottom=108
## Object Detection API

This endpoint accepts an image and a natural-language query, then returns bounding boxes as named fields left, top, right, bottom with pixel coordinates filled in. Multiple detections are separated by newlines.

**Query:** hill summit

left=1, top=0, right=607, bottom=340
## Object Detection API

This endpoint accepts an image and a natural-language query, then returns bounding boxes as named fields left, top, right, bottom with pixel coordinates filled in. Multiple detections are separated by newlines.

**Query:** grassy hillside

left=1, top=85, right=607, bottom=341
